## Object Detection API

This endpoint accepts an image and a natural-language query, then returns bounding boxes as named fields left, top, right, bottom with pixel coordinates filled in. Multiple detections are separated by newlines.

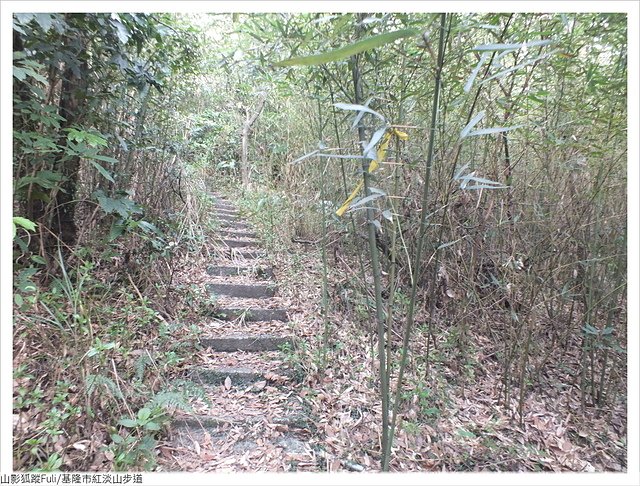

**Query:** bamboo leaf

left=472, top=39, right=554, bottom=51
left=464, top=52, right=490, bottom=93
left=363, top=126, right=389, bottom=159
left=349, top=192, right=385, bottom=209
left=453, top=162, right=471, bottom=181
left=491, top=49, right=516, bottom=67
left=369, top=187, right=387, bottom=196
left=463, top=183, right=509, bottom=190
left=317, top=153, right=366, bottom=160
left=334, top=103, right=386, bottom=123
left=482, top=51, right=559, bottom=83
left=467, top=125, right=525, bottom=136
left=274, top=28, right=420, bottom=67
left=460, top=111, right=485, bottom=139
left=461, top=174, right=507, bottom=185
left=351, top=96, right=374, bottom=128
left=290, top=150, right=319, bottom=164
left=438, top=237, right=465, bottom=250
left=290, top=148, right=366, bottom=165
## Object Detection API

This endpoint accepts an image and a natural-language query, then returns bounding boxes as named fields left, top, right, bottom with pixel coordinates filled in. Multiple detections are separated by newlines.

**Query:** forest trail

left=162, top=194, right=319, bottom=472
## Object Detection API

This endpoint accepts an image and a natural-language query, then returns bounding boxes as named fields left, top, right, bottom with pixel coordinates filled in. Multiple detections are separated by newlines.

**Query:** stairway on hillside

left=166, top=194, right=317, bottom=472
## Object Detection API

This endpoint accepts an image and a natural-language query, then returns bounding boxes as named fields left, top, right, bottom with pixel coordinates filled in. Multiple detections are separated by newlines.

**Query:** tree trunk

left=50, top=41, right=89, bottom=253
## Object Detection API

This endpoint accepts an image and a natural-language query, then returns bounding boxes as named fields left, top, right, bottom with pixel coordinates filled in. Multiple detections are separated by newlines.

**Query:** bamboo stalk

left=384, top=13, right=448, bottom=471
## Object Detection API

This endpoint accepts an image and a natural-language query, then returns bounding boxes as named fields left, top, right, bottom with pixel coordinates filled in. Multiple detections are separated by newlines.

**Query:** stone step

left=210, top=197, right=234, bottom=208
left=216, top=208, right=239, bottom=216
left=186, top=365, right=295, bottom=386
left=206, top=283, right=276, bottom=299
left=222, top=239, right=257, bottom=248
left=189, top=366, right=264, bottom=384
left=211, top=308, right=289, bottom=322
left=217, top=214, right=242, bottom=222
left=171, top=426, right=314, bottom=468
left=220, top=221, right=252, bottom=230
left=230, top=249, right=265, bottom=259
left=214, top=205, right=236, bottom=212
left=219, top=230, right=258, bottom=239
left=207, top=265, right=274, bottom=279
left=172, top=412, right=310, bottom=431
left=200, top=334, right=294, bottom=352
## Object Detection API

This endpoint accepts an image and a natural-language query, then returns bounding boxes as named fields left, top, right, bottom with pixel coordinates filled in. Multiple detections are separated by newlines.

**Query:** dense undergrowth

left=13, top=188, right=226, bottom=471
left=223, top=175, right=627, bottom=472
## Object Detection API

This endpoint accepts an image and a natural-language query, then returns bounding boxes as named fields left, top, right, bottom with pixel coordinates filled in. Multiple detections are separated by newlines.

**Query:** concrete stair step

left=210, top=308, right=289, bottom=322
left=200, top=334, right=294, bottom=352
left=230, top=249, right=265, bottom=259
left=207, top=265, right=274, bottom=279
left=172, top=412, right=310, bottom=430
left=186, top=365, right=296, bottom=386
left=171, top=416, right=318, bottom=466
left=216, top=208, right=239, bottom=216
left=220, top=221, right=252, bottom=230
left=214, top=205, right=236, bottom=213
left=206, top=283, right=276, bottom=298
left=222, top=239, right=257, bottom=248
left=219, top=230, right=258, bottom=239
left=217, top=214, right=242, bottom=222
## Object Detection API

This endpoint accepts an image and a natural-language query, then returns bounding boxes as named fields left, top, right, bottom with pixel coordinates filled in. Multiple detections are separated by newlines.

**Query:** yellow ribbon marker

left=336, top=128, right=408, bottom=217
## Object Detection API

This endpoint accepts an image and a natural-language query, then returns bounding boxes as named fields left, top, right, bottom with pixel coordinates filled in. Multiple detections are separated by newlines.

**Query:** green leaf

left=111, top=19, right=131, bottom=44
left=138, top=221, right=163, bottom=236
left=109, top=220, right=126, bottom=241
left=144, top=421, right=161, bottom=431
left=457, top=428, right=476, bottom=438
left=13, top=66, right=27, bottom=81
left=91, top=154, right=119, bottom=164
left=16, top=170, right=64, bottom=190
left=118, top=418, right=138, bottom=428
left=111, top=433, right=124, bottom=444
left=88, top=160, right=115, bottom=183
left=137, top=407, right=151, bottom=422
left=66, top=128, right=108, bottom=147
left=96, top=192, right=143, bottom=219
left=33, top=14, right=54, bottom=33
left=274, top=28, right=420, bottom=67
left=13, top=216, right=37, bottom=234
left=13, top=65, right=47, bottom=84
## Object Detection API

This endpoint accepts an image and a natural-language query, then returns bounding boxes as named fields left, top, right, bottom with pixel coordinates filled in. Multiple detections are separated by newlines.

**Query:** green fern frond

left=134, top=354, right=152, bottom=382
left=148, top=391, right=192, bottom=413
left=85, top=374, right=123, bottom=399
